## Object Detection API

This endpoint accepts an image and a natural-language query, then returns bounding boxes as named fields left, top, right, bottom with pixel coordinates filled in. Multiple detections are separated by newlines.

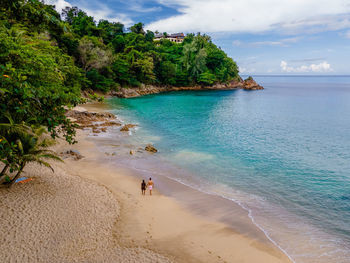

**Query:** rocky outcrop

left=242, top=77, right=264, bottom=90
left=145, top=144, right=157, bottom=153
left=66, top=110, right=117, bottom=125
left=66, top=110, right=121, bottom=133
left=110, top=77, right=263, bottom=98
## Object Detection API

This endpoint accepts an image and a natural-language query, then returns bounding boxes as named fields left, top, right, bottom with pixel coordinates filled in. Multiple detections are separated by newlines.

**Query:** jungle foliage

left=0, top=0, right=239, bottom=185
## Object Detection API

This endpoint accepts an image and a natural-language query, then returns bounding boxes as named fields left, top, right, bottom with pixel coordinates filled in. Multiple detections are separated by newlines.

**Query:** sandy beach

left=0, top=105, right=292, bottom=263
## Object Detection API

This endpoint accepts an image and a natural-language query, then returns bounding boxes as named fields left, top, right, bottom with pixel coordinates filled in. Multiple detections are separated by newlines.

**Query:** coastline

left=110, top=78, right=263, bottom=98
left=0, top=103, right=291, bottom=263
left=60, top=122, right=291, bottom=263
left=69, top=103, right=292, bottom=262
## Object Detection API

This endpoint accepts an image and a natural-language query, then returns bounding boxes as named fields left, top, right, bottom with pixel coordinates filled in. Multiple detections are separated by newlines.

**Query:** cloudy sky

left=47, top=0, right=350, bottom=75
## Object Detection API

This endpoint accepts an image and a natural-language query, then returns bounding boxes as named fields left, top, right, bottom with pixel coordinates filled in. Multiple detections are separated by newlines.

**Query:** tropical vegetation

left=0, top=0, right=240, bottom=186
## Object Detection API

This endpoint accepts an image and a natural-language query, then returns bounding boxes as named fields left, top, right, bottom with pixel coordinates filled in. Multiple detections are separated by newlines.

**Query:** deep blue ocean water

left=108, top=76, right=350, bottom=263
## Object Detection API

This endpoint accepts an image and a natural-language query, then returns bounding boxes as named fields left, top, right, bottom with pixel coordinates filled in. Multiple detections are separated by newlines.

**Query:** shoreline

left=60, top=128, right=291, bottom=263
left=109, top=78, right=263, bottom=98
left=0, top=103, right=291, bottom=263
left=68, top=103, right=292, bottom=262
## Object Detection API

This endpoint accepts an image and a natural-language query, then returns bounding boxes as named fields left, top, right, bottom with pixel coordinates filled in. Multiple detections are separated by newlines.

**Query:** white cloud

left=232, top=37, right=301, bottom=47
left=239, top=66, right=247, bottom=73
left=46, top=0, right=71, bottom=11
left=147, top=0, right=350, bottom=33
left=280, top=60, right=333, bottom=73
left=251, top=37, right=301, bottom=46
left=239, top=67, right=255, bottom=73
left=83, top=6, right=134, bottom=27
left=251, top=41, right=284, bottom=46
left=45, top=0, right=134, bottom=27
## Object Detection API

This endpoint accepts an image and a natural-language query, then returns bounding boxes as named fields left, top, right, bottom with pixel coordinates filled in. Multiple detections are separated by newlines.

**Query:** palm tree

left=1, top=126, right=62, bottom=188
left=0, top=114, right=33, bottom=178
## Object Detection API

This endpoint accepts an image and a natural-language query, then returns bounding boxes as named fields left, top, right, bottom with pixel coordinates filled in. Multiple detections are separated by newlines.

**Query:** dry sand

left=0, top=105, right=292, bottom=263
left=0, top=162, right=172, bottom=263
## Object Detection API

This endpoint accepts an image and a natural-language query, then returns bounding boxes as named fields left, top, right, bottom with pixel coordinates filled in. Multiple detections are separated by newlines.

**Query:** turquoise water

left=108, top=76, right=350, bottom=263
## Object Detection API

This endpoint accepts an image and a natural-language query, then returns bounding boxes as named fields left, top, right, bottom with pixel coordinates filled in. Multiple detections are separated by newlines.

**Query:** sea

left=105, top=76, right=350, bottom=263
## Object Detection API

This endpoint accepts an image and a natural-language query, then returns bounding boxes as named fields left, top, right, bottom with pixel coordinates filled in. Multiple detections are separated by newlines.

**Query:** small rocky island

left=111, top=76, right=263, bottom=98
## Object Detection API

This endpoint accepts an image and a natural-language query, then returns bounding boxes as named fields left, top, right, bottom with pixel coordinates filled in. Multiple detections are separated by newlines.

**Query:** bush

left=88, top=93, right=104, bottom=102
left=198, top=72, right=216, bottom=85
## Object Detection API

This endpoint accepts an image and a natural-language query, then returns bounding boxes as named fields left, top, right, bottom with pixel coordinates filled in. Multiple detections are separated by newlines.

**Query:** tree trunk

left=7, top=164, right=25, bottom=188
left=0, top=164, right=9, bottom=177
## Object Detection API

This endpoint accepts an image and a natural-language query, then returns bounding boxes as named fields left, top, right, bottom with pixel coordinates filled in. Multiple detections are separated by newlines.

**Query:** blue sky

left=48, top=0, right=350, bottom=75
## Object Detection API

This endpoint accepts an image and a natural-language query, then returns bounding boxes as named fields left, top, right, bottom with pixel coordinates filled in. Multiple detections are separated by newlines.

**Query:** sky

left=47, top=0, right=350, bottom=75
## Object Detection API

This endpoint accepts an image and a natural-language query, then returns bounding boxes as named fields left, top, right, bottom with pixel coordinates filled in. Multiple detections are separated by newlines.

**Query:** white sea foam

left=112, top=154, right=350, bottom=263
left=173, top=149, right=215, bottom=162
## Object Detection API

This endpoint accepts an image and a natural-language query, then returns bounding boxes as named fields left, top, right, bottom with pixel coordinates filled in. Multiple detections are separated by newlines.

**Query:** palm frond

left=0, top=123, right=32, bottom=137
left=35, top=160, right=54, bottom=172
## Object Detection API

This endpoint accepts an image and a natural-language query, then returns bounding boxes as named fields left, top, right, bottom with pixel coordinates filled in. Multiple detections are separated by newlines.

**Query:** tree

left=191, top=48, right=207, bottom=79
left=206, top=48, right=225, bottom=71
left=145, top=30, right=154, bottom=42
left=1, top=126, right=62, bottom=188
left=61, top=6, right=80, bottom=24
left=112, top=35, right=125, bottom=53
left=130, top=22, right=145, bottom=35
left=62, top=7, right=100, bottom=37
left=98, top=20, right=124, bottom=44
left=0, top=24, right=82, bottom=143
left=198, top=71, right=216, bottom=85
left=157, top=61, right=176, bottom=85
left=135, top=56, right=156, bottom=83
left=182, top=40, right=197, bottom=72
left=86, top=69, right=114, bottom=92
left=0, top=114, right=32, bottom=178
left=78, top=36, right=112, bottom=71
left=112, top=54, right=131, bottom=85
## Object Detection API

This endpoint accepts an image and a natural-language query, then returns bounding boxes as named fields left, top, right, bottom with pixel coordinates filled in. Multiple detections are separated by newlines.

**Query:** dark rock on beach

left=60, top=149, right=84, bottom=160
left=66, top=110, right=121, bottom=132
left=66, top=110, right=116, bottom=122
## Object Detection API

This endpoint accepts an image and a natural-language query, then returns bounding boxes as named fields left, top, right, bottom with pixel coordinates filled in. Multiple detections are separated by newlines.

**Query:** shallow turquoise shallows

left=108, top=76, right=350, bottom=263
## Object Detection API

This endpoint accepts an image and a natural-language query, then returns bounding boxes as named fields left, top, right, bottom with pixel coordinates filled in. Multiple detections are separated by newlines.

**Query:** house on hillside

left=154, top=33, right=185, bottom=43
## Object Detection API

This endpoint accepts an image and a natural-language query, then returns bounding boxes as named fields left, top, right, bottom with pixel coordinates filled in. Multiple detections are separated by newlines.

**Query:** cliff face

left=111, top=78, right=263, bottom=98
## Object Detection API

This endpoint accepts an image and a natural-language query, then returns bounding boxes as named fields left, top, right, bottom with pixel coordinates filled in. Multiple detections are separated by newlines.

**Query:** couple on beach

left=141, top=178, right=154, bottom=195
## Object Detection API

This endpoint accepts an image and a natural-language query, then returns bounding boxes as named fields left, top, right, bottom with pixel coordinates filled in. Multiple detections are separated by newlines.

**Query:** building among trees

left=154, top=33, right=185, bottom=43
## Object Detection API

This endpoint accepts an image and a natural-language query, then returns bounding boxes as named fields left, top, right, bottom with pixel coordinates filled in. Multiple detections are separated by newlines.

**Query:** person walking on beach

left=141, top=179, right=146, bottom=195
left=147, top=178, right=154, bottom=195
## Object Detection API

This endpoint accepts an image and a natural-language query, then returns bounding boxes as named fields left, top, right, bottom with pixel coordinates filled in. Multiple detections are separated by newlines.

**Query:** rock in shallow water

left=120, top=124, right=137, bottom=132
left=145, top=144, right=157, bottom=153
